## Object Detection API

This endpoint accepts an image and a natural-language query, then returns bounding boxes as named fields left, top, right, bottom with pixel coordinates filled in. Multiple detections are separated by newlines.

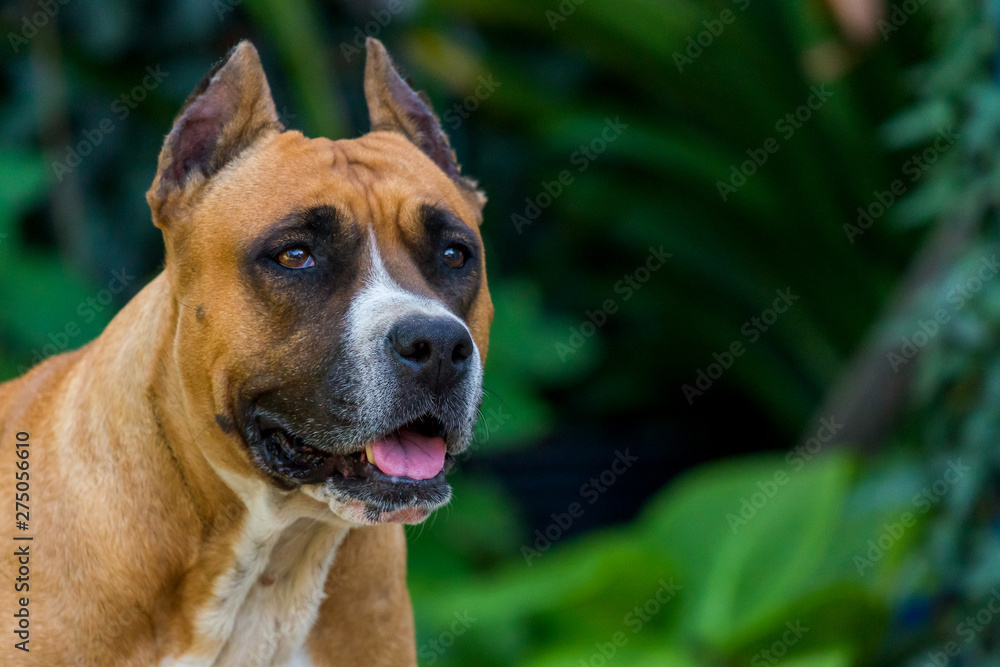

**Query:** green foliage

left=243, top=0, right=349, bottom=138
left=865, top=0, right=1000, bottom=662
left=412, top=453, right=898, bottom=666
left=0, top=150, right=108, bottom=379
left=480, top=280, right=596, bottom=447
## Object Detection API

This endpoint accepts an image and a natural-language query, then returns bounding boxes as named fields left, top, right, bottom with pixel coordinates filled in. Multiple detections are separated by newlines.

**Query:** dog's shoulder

left=0, top=344, right=89, bottom=428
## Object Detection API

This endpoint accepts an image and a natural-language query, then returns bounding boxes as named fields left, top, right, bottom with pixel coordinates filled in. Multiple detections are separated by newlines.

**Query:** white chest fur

left=162, top=470, right=348, bottom=667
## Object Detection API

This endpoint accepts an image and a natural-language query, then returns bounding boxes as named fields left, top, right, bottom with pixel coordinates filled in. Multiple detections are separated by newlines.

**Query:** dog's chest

left=162, top=477, right=347, bottom=666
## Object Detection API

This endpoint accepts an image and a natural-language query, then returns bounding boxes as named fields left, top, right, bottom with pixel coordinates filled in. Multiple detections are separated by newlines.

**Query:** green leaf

left=880, top=100, right=954, bottom=149
left=640, top=453, right=855, bottom=649
left=413, top=531, right=680, bottom=665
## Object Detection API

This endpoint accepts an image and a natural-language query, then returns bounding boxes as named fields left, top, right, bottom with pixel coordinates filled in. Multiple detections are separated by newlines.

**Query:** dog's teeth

left=365, top=444, right=375, bottom=465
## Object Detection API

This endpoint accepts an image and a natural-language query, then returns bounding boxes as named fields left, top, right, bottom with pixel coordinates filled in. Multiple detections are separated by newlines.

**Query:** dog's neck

left=78, top=272, right=351, bottom=664
left=86, top=270, right=235, bottom=523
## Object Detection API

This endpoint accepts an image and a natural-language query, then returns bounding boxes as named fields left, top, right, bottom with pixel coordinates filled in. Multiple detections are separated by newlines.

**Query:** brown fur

left=0, top=39, right=491, bottom=666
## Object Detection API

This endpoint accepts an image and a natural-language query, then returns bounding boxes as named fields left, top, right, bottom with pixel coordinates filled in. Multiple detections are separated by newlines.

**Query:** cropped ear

left=148, top=40, right=283, bottom=227
left=364, top=38, right=486, bottom=213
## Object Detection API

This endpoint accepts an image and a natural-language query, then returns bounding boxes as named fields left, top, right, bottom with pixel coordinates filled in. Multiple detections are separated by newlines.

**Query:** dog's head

left=146, top=40, right=492, bottom=525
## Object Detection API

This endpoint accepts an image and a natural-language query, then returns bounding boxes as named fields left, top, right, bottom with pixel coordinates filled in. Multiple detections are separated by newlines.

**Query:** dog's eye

left=276, top=246, right=315, bottom=269
left=443, top=245, right=468, bottom=269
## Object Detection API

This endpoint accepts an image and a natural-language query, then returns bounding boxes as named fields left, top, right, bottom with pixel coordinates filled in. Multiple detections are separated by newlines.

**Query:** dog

left=0, top=37, right=492, bottom=666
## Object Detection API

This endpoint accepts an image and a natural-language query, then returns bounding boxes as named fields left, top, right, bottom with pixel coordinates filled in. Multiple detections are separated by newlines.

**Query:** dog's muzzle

left=237, top=307, right=483, bottom=524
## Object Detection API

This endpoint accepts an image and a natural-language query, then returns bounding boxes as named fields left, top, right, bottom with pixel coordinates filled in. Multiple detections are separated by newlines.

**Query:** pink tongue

left=370, top=430, right=447, bottom=480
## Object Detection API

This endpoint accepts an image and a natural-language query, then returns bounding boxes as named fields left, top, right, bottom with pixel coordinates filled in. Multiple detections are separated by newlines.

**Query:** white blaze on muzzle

left=343, top=232, right=483, bottom=439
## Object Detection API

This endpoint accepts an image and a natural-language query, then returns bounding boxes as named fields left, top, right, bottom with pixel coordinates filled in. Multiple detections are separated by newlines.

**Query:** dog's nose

left=387, top=315, right=474, bottom=392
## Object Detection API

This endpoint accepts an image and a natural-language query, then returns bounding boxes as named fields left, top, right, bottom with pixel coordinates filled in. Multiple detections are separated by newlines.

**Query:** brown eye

left=443, top=245, right=468, bottom=269
left=277, top=246, right=315, bottom=269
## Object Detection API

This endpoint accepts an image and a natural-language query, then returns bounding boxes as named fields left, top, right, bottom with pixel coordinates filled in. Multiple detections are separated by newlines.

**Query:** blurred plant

left=413, top=452, right=910, bottom=666
left=0, top=150, right=106, bottom=380
left=863, top=0, right=1000, bottom=663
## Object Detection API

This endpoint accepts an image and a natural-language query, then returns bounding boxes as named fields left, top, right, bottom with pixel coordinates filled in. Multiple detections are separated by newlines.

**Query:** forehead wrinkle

left=320, top=143, right=378, bottom=244
left=329, top=142, right=375, bottom=196
left=325, top=143, right=401, bottom=289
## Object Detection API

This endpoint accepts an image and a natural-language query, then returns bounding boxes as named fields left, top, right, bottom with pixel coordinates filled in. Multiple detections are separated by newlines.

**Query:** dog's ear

left=148, top=41, right=283, bottom=227
left=364, top=38, right=486, bottom=213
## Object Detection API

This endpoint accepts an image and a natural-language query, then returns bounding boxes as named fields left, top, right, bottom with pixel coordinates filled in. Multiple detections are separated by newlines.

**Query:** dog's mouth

left=259, top=414, right=455, bottom=484
left=250, top=413, right=457, bottom=521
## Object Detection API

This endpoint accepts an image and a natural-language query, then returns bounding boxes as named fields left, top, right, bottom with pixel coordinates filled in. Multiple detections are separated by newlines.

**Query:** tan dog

left=0, top=38, right=492, bottom=666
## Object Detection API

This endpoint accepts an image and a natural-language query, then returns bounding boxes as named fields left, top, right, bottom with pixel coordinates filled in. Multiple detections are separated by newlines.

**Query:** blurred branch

left=808, top=0, right=995, bottom=452
left=804, top=204, right=978, bottom=450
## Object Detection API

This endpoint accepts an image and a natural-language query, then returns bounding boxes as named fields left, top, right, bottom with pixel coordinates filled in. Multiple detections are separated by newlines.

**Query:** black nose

left=387, top=315, right=474, bottom=392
